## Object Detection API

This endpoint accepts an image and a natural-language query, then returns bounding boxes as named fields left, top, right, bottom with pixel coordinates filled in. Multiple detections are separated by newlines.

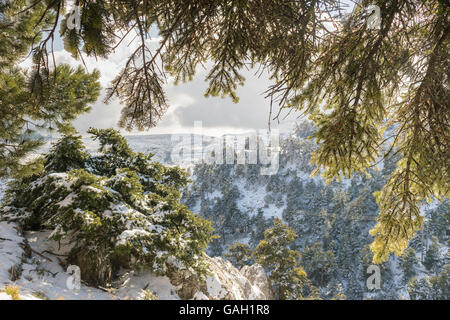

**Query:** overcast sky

left=26, top=28, right=302, bottom=137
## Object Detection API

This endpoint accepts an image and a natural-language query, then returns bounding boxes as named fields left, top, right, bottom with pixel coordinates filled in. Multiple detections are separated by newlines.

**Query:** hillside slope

left=182, top=123, right=449, bottom=299
left=0, top=221, right=272, bottom=300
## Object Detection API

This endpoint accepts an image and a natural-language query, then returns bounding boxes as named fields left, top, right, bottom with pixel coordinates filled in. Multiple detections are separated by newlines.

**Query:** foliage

left=0, top=64, right=100, bottom=177
left=253, top=218, right=307, bottom=300
left=2, top=128, right=214, bottom=285
left=2, top=285, right=21, bottom=300
left=301, top=243, right=337, bottom=287
left=0, top=1, right=100, bottom=177
left=400, top=247, right=418, bottom=284
left=3, top=0, right=448, bottom=262
left=140, top=290, right=159, bottom=300
left=408, top=264, right=450, bottom=300
left=424, top=237, right=441, bottom=274
left=224, top=242, right=253, bottom=269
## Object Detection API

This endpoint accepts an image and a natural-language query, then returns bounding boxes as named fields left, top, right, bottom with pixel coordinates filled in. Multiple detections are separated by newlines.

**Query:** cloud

left=31, top=34, right=300, bottom=135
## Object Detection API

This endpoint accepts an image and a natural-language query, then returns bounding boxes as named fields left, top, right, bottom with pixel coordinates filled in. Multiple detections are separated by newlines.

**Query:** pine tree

left=424, top=237, right=441, bottom=274
left=301, top=242, right=337, bottom=287
left=1, top=128, right=214, bottom=286
left=44, top=126, right=89, bottom=173
left=0, top=64, right=100, bottom=177
left=408, top=264, right=450, bottom=300
left=0, top=1, right=100, bottom=177
left=253, top=218, right=307, bottom=300
left=400, top=248, right=418, bottom=284
left=427, top=201, right=450, bottom=243
left=224, top=242, right=253, bottom=269
left=346, top=276, right=364, bottom=300
left=249, top=210, right=272, bottom=249
left=331, top=283, right=346, bottom=300
left=3, top=1, right=449, bottom=263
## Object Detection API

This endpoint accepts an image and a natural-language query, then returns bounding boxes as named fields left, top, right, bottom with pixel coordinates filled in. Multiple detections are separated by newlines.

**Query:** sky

left=19, top=1, right=361, bottom=137
left=36, top=27, right=301, bottom=137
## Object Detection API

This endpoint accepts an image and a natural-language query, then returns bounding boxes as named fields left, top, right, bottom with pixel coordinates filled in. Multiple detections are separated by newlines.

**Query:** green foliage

left=140, top=289, right=159, bottom=300
left=408, top=264, right=450, bottom=300
left=3, top=1, right=448, bottom=263
left=224, top=242, right=253, bottom=269
left=44, top=130, right=89, bottom=173
left=400, top=248, right=418, bottom=284
left=253, top=218, right=307, bottom=300
left=2, top=128, right=214, bottom=286
left=0, top=63, right=100, bottom=177
left=424, top=237, right=441, bottom=274
left=427, top=201, right=450, bottom=243
left=0, top=1, right=100, bottom=178
left=301, top=243, right=337, bottom=287
left=2, top=285, right=21, bottom=300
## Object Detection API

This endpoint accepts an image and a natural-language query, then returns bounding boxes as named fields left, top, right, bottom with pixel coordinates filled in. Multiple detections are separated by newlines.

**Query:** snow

left=0, top=179, right=7, bottom=202
left=0, top=292, right=11, bottom=300
left=193, top=291, right=209, bottom=300
left=56, top=193, right=76, bottom=207
left=0, top=219, right=270, bottom=300
left=0, top=222, right=24, bottom=284
left=204, top=190, right=222, bottom=201
left=114, top=272, right=180, bottom=300
left=261, top=203, right=284, bottom=220
left=117, top=229, right=152, bottom=245
left=0, top=221, right=181, bottom=300
left=235, top=182, right=266, bottom=218
left=206, top=274, right=227, bottom=299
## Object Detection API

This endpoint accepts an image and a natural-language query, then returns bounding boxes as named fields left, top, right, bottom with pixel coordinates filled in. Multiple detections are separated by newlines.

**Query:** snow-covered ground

left=0, top=216, right=272, bottom=300
left=0, top=221, right=180, bottom=300
left=1, top=133, right=447, bottom=300
left=0, top=133, right=277, bottom=300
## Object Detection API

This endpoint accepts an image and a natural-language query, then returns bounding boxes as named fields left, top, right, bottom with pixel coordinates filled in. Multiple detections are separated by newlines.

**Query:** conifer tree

left=400, top=248, right=418, bottom=284
left=408, top=264, right=450, bottom=300
left=249, top=210, right=272, bottom=249
left=424, top=237, right=441, bottom=274
left=301, top=242, right=337, bottom=287
left=0, top=2, right=101, bottom=177
left=3, top=1, right=448, bottom=262
left=224, top=242, right=253, bottom=269
left=253, top=218, right=307, bottom=300
left=427, top=201, right=450, bottom=243
left=2, top=128, right=214, bottom=285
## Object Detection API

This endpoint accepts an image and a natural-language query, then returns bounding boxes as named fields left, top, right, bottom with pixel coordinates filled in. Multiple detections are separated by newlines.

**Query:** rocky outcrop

left=241, top=264, right=274, bottom=300
left=169, top=255, right=273, bottom=300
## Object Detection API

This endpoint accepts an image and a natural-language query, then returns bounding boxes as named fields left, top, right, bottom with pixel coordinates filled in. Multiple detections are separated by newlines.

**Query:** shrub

left=2, top=128, right=214, bottom=286
left=253, top=218, right=308, bottom=300
left=3, top=285, right=20, bottom=300
left=224, top=242, right=253, bottom=269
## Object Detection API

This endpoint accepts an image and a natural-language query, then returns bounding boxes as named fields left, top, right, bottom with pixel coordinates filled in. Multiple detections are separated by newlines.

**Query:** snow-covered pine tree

left=253, top=218, right=307, bottom=300
left=424, top=237, right=441, bottom=274
left=408, top=265, right=449, bottom=300
left=301, top=242, right=337, bottom=287
left=2, top=128, right=214, bottom=285
left=224, top=242, right=253, bottom=269
left=400, top=248, right=418, bottom=284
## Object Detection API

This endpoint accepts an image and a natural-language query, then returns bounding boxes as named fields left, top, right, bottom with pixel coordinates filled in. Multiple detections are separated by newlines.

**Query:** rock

left=171, top=255, right=273, bottom=300
left=241, top=264, right=274, bottom=300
